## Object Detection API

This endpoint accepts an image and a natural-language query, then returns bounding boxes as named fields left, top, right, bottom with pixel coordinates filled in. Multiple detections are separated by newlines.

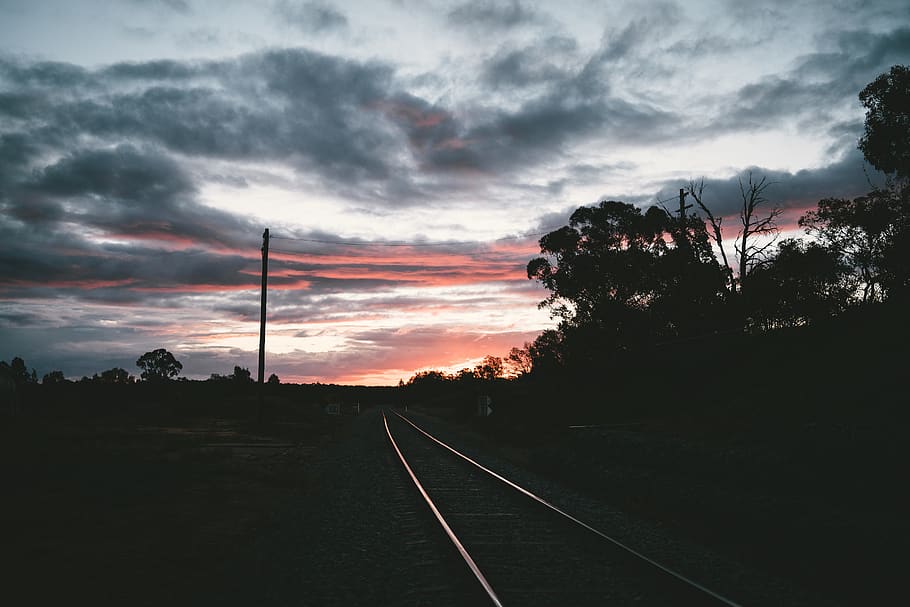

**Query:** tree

left=734, top=173, right=782, bottom=292
left=506, top=344, right=533, bottom=377
left=687, top=179, right=735, bottom=295
left=136, top=349, right=183, bottom=382
left=42, top=370, right=67, bottom=385
left=877, top=183, right=910, bottom=299
left=5, top=357, right=37, bottom=386
left=267, top=373, right=280, bottom=385
left=474, top=356, right=503, bottom=381
left=859, top=65, right=910, bottom=180
left=98, top=367, right=134, bottom=384
left=231, top=366, right=253, bottom=383
left=799, top=189, right=903, bottom=302
left=528, top=201, right=671, bottom=329
left=528, top=200, right=726, bottom=353
left=687, top=174, right=782, bottom=296
left=455, top=368, right=476, bottom=382
left=527, top=330, right=564, bottom=376
left=747, top=239, right=854, bottom=329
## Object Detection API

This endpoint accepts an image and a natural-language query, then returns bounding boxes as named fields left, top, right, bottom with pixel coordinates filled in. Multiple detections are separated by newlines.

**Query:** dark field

left=2, top=392, right=351, bottom=605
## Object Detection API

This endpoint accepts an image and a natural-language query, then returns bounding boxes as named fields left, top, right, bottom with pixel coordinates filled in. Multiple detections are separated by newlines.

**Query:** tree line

left=0, top=348, right=279, bottom=389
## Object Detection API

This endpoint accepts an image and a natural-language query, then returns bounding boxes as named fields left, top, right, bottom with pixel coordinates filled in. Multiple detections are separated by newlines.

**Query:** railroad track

left=383, top=409, right=743, bottom=607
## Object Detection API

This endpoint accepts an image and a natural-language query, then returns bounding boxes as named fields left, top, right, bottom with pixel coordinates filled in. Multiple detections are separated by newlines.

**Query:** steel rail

left=393, top=410, right=743, bottom=607
left=382, top=411, right=504, bottom=607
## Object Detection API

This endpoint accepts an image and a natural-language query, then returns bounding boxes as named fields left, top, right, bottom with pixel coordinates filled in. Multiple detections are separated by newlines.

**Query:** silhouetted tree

left=455, top=368, right=476, bottom=382
left=734, top=173, right=782, bottom=293
left=877, top=184, right=910, bottom=299
left=267, top=373, right=280, bottom=384
left=527, top=329, right=565, bottom=377
left=474, top=355, right=503, bottom=380
left=506, top=344, right=533, bottom=377
left=232, top=366, right=253, bottom=383
left=687, top=179, right=735, bottom=295
left=650, top=212, right=730, bottom=338
left=42, top=370, right=67, bottom=385
left=136, top=349, right=183, bottom=382
left=528, top=200, right=726, bottom=358
left=799, top=189, right=904, bottom=302
left=859, top=65, right=910, bottom=180
left=747, top=239, right=854, bottom=329
left=407, top=370, right=452, bottom=385
left=5, top=357, right=37, bottom=386
left=528, top=202, right=669, bottom=329
left=98, top=367, right=134, bottom=384
left=685, top=174, right=781, bottom=296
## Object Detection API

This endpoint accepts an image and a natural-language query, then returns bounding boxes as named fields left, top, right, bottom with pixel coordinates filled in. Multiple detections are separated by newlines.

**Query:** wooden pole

left=678, top=188, right=688, bottom=220
left=257, top=228, right=269, bottom=422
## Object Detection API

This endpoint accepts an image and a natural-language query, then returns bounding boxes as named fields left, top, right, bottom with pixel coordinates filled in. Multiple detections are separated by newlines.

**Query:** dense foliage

left=859, top=64, right=910, bottom=179
left=136, top=348, right=183, bottom=382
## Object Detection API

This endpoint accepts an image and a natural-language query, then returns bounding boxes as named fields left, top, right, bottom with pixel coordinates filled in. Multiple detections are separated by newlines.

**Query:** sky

left=1, top=0, right=908, bottom=385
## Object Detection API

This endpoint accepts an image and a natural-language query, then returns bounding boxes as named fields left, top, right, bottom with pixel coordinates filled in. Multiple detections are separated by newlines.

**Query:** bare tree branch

left=687, top=178, right=735, bottom=294
left=737, top=172, right=781, bottom=288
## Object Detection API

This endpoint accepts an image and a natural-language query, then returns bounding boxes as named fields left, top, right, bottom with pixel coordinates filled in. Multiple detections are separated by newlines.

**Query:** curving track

left=384, top=409, right=744, bottom=607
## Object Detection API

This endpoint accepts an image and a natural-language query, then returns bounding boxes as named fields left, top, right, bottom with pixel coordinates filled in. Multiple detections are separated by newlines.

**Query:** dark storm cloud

left=0, top=38, right=683, bottom=205
left=33, top=145, right=194, bottom=203
left=0, top=48, right=428, bottom=201
left=0, top=309, right=42, bottom=326
left=0, top=57, right=93, bottom=88
left=796, top=27, right=910, bottom=87
left=481, top=36, right=578, bottom=89
left=0, top=223, right=255, bottom=290
left=654, top=147, right=881, bottom=220
left=4, top=144, right=255, bottom=249
left=273, top=0, right=349, bottom=33
left=414, top=29, right=679, bottom=174
left=715, top=27, right=910, bottom=133
left=0, top=133, right=34, bottom=180
left=426, top=92, right=674, bottom=174
left=127, top=0, right=191, bottom=13
left=0, top=140, right=268, bottom=310
left=447, top=0, right=541, bottom=30
left=101, top=59, right=199, bottom=81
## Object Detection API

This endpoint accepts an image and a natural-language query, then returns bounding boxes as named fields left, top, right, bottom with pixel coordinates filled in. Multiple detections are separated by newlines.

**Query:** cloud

left=258, top=325, right=544, bottom=385
left=653, top=147, right=884, bottom=228
left=31, top=144, right=194, bottom=203
left=708, top=27, right=910, bottom=135
left=0, top=49, right=416, bottom=200
left=447, top=0, right=542, bottom=31
left=273, top=1, right=349, bottom=33
left=481, top=36, right=578, bottom=90
left=0, top=38, right=686, bottom=209
left=127, top=0, right=192, bottom=13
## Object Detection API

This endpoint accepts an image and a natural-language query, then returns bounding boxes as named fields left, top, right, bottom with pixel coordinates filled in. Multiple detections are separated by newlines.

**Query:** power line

left=655, top=194, right=681, bottom=205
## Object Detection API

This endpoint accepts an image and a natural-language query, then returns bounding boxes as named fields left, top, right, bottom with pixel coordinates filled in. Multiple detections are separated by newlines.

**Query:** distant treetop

left=859, top=64, right=910, bottom=179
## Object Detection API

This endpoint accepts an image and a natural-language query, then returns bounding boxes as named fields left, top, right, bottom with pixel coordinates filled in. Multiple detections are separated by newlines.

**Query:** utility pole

left=257, top=228, right=269, bottom=423
left=677, top=189, right=693, bottom=251
left=678, top=188, right=691, bottom=220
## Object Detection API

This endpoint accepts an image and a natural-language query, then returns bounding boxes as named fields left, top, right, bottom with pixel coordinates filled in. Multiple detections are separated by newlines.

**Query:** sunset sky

left=1, top=0, right=908, bottom=384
